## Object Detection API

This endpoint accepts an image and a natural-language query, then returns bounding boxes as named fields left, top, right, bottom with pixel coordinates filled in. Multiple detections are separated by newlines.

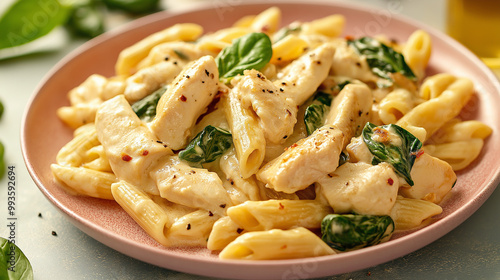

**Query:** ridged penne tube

left=377, top=88, right=416, bottom=125
left=51, top=164, right=116, bottom=200
left=137, top=41, right=207, bottom=70
left=270, top=34, right=308, bottom=64
left=390, top=196, right=442, bottom=230
left=257, top=126, right=344, bottom=193
left=111, top=181, right=171, bottom=246
left=250, top=6, right=281, bottom=34
left=166, top=210, right=220, bottom=247
left=423, top=139, right=484, bottom=171
left=301, top=14, right=345, bottom=37
left=115, top=23, right=203, bottom=76
left=396, top=77, right=474, bottom=140
left=56, top=123, right=100, bottom=167
left=402, top=30, right=432, bottom=80
left=83, top=145, right=112, bottom=172
left=207, top=216, right=246, bottom=251
left=222, top=88, right=266, bottom=178
left=227, top=199, right=332, bottom=231
left=428, top=119, right=493, bottom=144
left=219, top=227, right=335, bottom=260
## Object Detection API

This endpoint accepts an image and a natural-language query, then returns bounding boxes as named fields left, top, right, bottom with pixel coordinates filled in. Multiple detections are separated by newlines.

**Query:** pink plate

left=21, top=1, right=500, bottom=279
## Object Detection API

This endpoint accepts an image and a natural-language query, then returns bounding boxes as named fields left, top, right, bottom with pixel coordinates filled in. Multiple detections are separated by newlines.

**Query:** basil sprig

left=348, top=37, right=416, bottom=84
left=362, top=122, right=422, bottom=186
left=215, top=32, right=272, bottom=80
left=304, top=92, right=333, bottom=135
left=0, top=237, right=33, bottom=280
left=179, top=125, right=233, bottom=167
left=321, top=214, right=395, bottom=252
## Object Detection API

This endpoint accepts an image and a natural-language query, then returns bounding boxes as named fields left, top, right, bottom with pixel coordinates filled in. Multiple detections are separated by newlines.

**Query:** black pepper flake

left=187, top=224, right=191, bottom=230
left=202, top=81, right=205, bottom=83
left=51, top=231, right=57, bottom=236
left=173, top=61, right=178, bottom=65
left=358, top=110, right=362, bottom=117
left=355, top=62, right=362, bottom=67
left=283, top=135, right=288, bottom=139
left=281, top=82, right=287, bottom=86
left=236, top=228, right=244, bottom=234
left=186, top=75, right=190, bottom=79
left=262, top=89, right=266, bottom=93
left=38, top=213, right=42, bottom=218
left=208, top=211, right=214, bottom=217
left=205, top=69, right=210, bottom=76
left=279, top=88, right=284, bottom=92
left=316, top=61, right=321, bottom=65
left=219, top=204, right=226, bottom=209
left=256, top=73, right=262, bottom=78
left=164, top=56, right=169, bottom=61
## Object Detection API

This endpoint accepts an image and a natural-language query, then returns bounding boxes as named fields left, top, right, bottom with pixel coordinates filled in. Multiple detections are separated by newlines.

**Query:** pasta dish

left=50, top=7, right=492, bottom=260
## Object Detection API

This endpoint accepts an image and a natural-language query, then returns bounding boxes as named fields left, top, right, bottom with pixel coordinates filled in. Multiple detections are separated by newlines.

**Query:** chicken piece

left=149, top=55, right=220, bottom=150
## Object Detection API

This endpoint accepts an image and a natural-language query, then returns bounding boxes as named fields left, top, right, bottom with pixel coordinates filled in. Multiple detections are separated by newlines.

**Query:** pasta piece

left=68, top=74, right=107, bottom=105
left=233, top=69, right=297, bottom=144
left=390, top=196, right=442, bottom=230
left=428, top=119, right=492, bottom=144
left=257, top=125, right=344, bottom=194
left=397, top=76, right=474, bottom=140
left=227, top=199, right=332, bottom=231
left=419, top=73, right=456, bottom=100
left=402, top=30, right=432, bottom=80
left=56, top=123, right=100, bottom=167
left=423, top=139, right=484, bottom=171
left=316, top=162, right=400, bottom=216
left=137, top=41, right=207, bottom=70
left=56, top=103, right=100, bottom=129
left=115, top=23, right=203, bottom=76
left=377, top=88, right=416, bottom=124
left=301, top=14, right=345, bottom=38
left=166, top=209, right=220, bottom=247
left=270, top=34, right=308, bottom=64
left=149, top=56, right=219, bottom=150
left=95, top=95, right=173, bottom=195
left=111, top=181, right=171, bottom=246
left=82, top=145, right=112, bottom=172
left=249, top=6, right=281, bottom=34
left=207, top=216, right=246, bottom=251
left=197, top=27, right=250, bottom=53
left=276, top=42, right=335, bottom=105
left=219, top=227, right=335, bottom=260
left=219, top=148, right=262, bottom=202
left=51, top=164, right=116, bottom=200
left=398, top=153, right=456, bottom=203
left=222, top=86, right=266, bottom=178
left=151, top=156, right=233, bottom=217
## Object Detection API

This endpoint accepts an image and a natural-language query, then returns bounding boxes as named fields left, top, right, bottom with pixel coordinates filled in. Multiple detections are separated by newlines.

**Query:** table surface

left=0, top=0, right=499, bottom=279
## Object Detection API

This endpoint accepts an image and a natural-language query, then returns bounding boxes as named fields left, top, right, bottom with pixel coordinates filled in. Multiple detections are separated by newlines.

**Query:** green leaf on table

left=102, top=0, right=161, bottom=14
left=215, top=32, right=273, bottom=80
left=0, top=237, right=34, bottom=280
left=347, top=37, right=416, bottom=84
left=0, top=0, right=71, bottom=50
left=179, top=125, right=233, bottom=168
left=66, top=0, right=105, bottom=38
left=362, top=122, right=422, bottom=186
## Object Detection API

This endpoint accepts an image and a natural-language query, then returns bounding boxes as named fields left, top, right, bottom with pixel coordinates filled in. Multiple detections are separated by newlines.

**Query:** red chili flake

left=387, top=178, right=394, bottom=185
left=345, top=35, right=355, bottom=41
left=412, top=149, right=425, bottom=158
left=121, top=154, right=132, bottom=162
left=280, top=244, right=287, bottom=249
left=180, top=95, right=187, bottom=102
left=278, top=203, right=285, bottom=210
left=141, top=150, right=149, bottom=156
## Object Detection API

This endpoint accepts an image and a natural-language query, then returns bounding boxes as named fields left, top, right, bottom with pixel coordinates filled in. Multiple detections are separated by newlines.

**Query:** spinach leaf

left=0, top=237, right=34, bottom=280
left=362, top=122, right=422, bottom=186
left=321, top=214, right=394, bottom=252
left=0, top=0, right=70, bottom=49
left=273, top=25, right=301, bottom=42
left=66, top=0, right=105, bottom=38
left=131, top=86, right=167, bottom=122
left=215, top=32, right=272, bottom=80
left=179, top=125, right=233, bottom=167
left=102, top=0, right=160, bottom=14
left=304, top=92, right=333, bottom=135
left=348, top=37, right=416, bottom=83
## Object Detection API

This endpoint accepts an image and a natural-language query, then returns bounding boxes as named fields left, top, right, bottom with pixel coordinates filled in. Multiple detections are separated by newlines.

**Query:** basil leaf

left=102, top=0, right=160, bottom=14
left=304, top=92, right=333, bottom=135
left=179, top=125, right=233, bottom=167
left=273, top=25, right=301, bottom=42
left=131, top=86, right=167, bottom=122
left=66, top=0, right=105, bottom=38
left=321, top=214, right=394, bottom=252
left=215, top=32, right=272, bottom=80
left=348, top=37, right=416, bottom=83
left=0, top=237, right=34, bottom=280
left=0, top=0, right=70, bottom=49
left=362, top=122, right=422, bottom=186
